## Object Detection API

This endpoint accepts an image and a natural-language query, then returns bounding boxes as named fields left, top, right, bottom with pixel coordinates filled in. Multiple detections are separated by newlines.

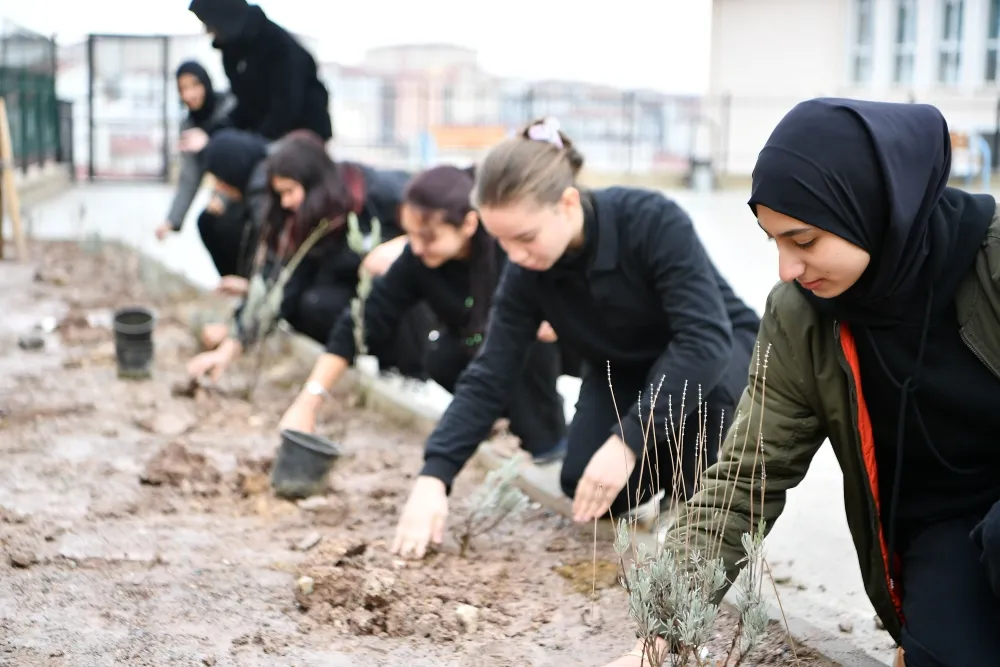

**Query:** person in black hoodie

left=186, top=131, right=433, bottom=383
left=186, top=0, right=332, bottom=145
left=155, top=60, right=236, bottom=241
left=278, top=165, right=568, bottom=464
left=392, top=118, right=761, bottom=560
left=198, top=128, right=270, bottom=280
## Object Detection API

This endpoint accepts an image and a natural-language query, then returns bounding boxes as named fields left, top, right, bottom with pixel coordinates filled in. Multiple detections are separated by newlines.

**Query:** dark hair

left=404, top=165, right=498, bottom=349
left=263, top=132, right=363, bottom=253
left=472, top=118, right=585, bottom=209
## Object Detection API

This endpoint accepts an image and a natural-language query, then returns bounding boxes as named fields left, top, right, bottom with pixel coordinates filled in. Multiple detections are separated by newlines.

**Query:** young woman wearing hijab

left=278, top=164, right=568, bottom=463
left=187, top=131, right=434, bottom=383
left=155, top=60, right=235, bottom=241
left=391, top=118, right=761, bottom=560
left=602, top=98, right=1000, bottom=667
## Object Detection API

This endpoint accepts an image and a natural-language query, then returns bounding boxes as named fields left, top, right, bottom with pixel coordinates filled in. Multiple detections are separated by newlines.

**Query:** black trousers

left=898, top=513, right=1000, bottom=665
left=427, top=330, right=567, bottom=456
left=197, top=209, right=254, bottom=279
left=286, top=283, right=434, bottom=381
left=559, top=362, right=734, bottom=516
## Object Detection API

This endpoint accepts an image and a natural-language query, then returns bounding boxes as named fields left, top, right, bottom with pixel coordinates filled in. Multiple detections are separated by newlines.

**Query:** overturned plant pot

left=271, top=429, right=344, bottom=500
left=113, top=306, right=156, bottom=379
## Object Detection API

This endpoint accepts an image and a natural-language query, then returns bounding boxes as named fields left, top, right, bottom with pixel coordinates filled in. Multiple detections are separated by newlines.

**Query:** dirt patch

left=0, top=241, right=835, bottom=667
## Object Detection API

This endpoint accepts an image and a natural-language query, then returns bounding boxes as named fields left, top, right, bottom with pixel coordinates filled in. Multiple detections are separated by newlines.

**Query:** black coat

left=189, top=0, right=333, bottom=141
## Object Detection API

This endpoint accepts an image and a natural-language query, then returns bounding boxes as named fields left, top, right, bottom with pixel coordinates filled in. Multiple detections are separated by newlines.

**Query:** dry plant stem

left=764, top=558, right=801, bottom=665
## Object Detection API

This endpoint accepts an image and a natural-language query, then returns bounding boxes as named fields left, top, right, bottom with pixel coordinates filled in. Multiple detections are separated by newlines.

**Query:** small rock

left=296, top=532, right=322, bottom=552
left=201, top=656, right=216, bottom=666
left=874, top=614, right=885, bottom=630
left=8, top=547, right=38, bottom=569
left=49, top=650, right=64, bottom=657
left=772, top=575, right=792, bottom=585
left=838, top=620, right=854, bottom=634
left=17, top=334, right=45, bottom=351
left=296, top=576, right=315, bottom=595
left=455, top=604, right=479, bottom=634
left=248, top=415, right=265, bottom=428
left=297, top=496, right=329, bottom=511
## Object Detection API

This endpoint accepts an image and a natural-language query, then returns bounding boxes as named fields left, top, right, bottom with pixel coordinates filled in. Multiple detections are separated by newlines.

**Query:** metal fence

left=83, top=34, right=170, bottom=181
left=0, top=19, right=66, bottom=173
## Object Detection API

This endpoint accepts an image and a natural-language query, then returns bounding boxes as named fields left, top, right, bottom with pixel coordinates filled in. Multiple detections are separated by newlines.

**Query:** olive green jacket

left=669, top=208, right=1000, bottom=644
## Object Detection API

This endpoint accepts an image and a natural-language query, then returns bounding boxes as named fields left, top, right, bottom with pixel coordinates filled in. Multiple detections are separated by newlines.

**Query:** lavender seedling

left=452, top=456, right=529, bottom=558
left=346, top=212, right=381, bottom=406
left=610, top=343, right=783, bottom=666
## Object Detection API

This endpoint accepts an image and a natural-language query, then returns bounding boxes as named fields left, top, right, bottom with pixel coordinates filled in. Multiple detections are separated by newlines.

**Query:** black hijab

left=201, top=129, right=268, bottom=194
left=188, top=0, right=252, bottom=44
left=176, top=61, right=217, bottom=129
left=748, top=97, right=995, bottom=328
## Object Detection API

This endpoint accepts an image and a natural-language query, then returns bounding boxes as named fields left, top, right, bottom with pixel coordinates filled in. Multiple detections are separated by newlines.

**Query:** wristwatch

left=304, top=381, right=329, bottom=398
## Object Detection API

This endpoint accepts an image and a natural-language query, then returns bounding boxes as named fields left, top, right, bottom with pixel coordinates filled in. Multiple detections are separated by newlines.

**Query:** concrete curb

left=142, top=246, right=888, bottom=667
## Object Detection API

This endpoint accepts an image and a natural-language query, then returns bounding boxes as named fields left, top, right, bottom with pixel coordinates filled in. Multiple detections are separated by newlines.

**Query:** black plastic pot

left=113, top=306, right=155, bottom=379
left=270, top=429, right=344, bottom=499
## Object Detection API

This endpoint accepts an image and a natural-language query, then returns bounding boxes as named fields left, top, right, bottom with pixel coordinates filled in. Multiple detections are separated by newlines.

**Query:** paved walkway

left=19, top=182, right=897, bottom=664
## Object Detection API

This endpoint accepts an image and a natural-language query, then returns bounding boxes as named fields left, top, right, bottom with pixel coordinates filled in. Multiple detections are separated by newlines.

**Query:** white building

left=709, top=0, right=1000, bottom=176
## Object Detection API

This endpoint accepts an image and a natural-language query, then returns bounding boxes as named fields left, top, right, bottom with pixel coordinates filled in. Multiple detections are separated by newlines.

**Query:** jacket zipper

left=960, top=330, right=1000, bottom=382
left=833, top=320, right=897, bottom=598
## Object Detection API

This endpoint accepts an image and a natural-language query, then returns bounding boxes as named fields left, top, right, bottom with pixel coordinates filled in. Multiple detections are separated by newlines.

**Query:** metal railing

left=0, top=19, right=67, bottom=174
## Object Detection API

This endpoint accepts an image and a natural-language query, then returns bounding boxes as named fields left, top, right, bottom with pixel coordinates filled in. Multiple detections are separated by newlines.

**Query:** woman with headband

left=391, top=117, right=761, bottom=560
left=605, top=99, right=1000, bottom=667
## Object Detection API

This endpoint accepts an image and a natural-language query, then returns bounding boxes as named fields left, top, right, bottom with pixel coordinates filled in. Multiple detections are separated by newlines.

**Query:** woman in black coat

left=186, top=131, right=432, bottom=382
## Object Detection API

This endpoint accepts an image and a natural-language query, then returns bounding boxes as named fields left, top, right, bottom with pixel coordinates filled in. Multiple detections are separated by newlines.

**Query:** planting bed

left=0, top=241, right=834, bottom=666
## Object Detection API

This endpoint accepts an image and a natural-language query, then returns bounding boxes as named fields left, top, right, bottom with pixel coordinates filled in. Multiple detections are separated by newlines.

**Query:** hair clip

left=527, top=117, right=563, bottom=148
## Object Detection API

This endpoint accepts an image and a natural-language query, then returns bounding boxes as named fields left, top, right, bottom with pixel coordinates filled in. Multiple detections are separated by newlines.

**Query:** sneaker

left=528, top=437, right=568, bottom=465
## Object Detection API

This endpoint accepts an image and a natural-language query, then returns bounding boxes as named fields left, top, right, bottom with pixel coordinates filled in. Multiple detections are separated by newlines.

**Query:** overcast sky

left=4, top=0, right=712, bottom=93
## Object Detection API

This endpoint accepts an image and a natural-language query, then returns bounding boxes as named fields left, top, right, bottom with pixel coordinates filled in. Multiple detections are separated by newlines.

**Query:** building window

left=988, top=0, right=1000, bottom=82
left=894, top=0, right=917, bottom=84
left=851, top=0, right=874, bottom=84
left=938, top=0, right=964, bottom=84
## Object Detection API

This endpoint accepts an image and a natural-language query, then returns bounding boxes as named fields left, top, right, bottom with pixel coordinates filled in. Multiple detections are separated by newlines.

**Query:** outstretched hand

left=572, top=435, right=636, bottom=523
left=392, top=476, right=449, bottom=559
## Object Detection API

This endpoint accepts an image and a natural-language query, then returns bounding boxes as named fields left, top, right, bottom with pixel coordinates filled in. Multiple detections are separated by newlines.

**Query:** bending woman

left=392, top=119, right=760, bottom=559
left=278, top=165, right=568, bottom=462
left=606, top=99, right=1000, bottom=667
left=187, top=131, right=432, bottom=382
left=156, top=60, right=234, bottom=241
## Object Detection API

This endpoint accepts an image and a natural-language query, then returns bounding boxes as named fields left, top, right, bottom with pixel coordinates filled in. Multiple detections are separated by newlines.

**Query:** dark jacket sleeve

left=325, top=244, right=423, bottom=360
left=279, top=254, right=321, bottom=324
left=614, top=196, right=734, bottom=457
left=420, top=265, right=542, bottom=491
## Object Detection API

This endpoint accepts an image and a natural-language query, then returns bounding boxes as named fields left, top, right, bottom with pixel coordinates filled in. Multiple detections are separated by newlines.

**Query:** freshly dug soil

left=0, top=241, right=834, bottom=666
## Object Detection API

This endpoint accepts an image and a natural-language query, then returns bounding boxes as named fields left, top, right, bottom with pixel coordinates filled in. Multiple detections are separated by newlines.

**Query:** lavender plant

left=453, top=456, right=529, bottom=558
left=346, top=212, right=381, bottom=406
left=612, top=344, right=780, bottom=666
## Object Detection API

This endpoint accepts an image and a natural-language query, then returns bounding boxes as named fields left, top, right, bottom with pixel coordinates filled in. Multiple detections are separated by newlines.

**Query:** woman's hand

left=206, top=194, right=226, bottom=215
left=536, top=321, right=558, bottom=343
left=279, top=394, right=321, bottom=434
left=179, top=127, right=209, bottom=153
left=216, top=275, right=250, bottom=297
left=155, top=222, right=174, bottom=241
left=572, top=435, right=636, bottom=523
left=186, top=344, right=235, bottom=383
left=391, top=476, right=449, bottom=559
left=600, top=639, right=669, bottom=667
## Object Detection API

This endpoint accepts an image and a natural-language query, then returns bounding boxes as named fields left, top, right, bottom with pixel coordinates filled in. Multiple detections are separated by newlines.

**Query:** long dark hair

left=404, top=164, right=498, bottom=346
left=263, top=130, right=364, bottom=255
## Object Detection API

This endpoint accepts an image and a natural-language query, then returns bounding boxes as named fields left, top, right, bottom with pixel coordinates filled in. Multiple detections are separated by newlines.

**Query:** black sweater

left=327, top=240, right=503, bottom=361
left=420, top=187, right=761, bottom=489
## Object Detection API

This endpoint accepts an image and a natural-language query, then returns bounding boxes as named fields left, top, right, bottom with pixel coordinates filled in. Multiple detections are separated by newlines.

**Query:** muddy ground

left=0, top=241, right=829, bottom=667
